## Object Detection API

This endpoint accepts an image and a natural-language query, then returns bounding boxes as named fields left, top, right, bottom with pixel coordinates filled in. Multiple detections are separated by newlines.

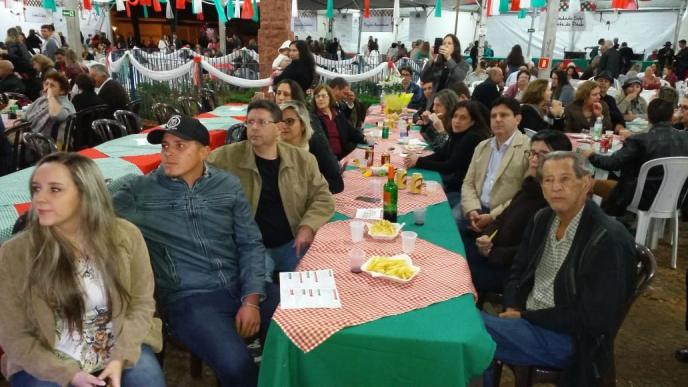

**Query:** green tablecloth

left=258, top=170, right=495, bottom=386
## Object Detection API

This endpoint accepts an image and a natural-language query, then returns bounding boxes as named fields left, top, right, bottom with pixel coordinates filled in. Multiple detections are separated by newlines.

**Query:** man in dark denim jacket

left=112, top=115, right=277, bottom=387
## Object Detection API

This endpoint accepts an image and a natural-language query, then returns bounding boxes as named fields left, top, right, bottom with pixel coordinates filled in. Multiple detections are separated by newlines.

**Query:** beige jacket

left=461, top=131, right=530, bottom=219
left=0, top=219, right=162, bottom=386
left=208, top=141, right=335, bottom=235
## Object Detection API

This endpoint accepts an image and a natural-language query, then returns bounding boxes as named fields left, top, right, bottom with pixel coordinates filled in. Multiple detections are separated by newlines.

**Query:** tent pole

left=537, top=0, right=560, bottom=79
left=674, top=0, right=688, bottom=48
left=526, top=8, right=536, bottom=59
left=357, top=8, right=363, bottom=55
left=454, top=0, right=461, bottom=36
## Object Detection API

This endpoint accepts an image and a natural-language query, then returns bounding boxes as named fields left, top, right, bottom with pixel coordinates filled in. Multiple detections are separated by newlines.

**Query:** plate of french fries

left=366, top=219, right=403, bottom=240
left=361, top=254, right=420, bottom=283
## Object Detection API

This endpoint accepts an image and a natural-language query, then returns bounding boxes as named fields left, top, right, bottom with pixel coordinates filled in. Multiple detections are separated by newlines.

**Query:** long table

left=257, top=107, right=496, bottom=386
left=0, top=103, right=248, bottom=243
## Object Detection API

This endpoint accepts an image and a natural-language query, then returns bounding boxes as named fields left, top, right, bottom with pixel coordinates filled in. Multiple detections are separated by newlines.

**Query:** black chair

left=126, top=99, right=142, bottom=114
left=491, top=243, right=657, bottom=387
left=92, top=119, right=128, bottom=142
left=22, top=132, right=57, bottom=163
left=177, top=96, right=204, bottom=115
left=3, top=120, right=31, bottom=171
left=114, top=109, right=143, bottom=134
left=225, top=123, right=246, bottom=145
left=152, top=103, right=181, bottom=125
left=62, top=105, right=112, bottom=151
left=200, top=87, right=219, bottom=111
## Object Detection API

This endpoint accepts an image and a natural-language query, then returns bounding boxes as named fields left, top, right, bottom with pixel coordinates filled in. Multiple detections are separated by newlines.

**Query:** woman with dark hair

left=421, top=34, right=470, bottom=95
left=503, top=70, right=530, bottom=101
left=312, top=84, right=365, bottom=159
left=550, top=69, right=575, bottom=106
left=519, top=79, right=564, bottom=132
left=273, top=40, right=316, bottom=93
left=24, top=71, right=75, bottom=138
left=71, top=73, right=105, bottom=112
left=469, top=130, right=572, bottom=293
left=274, top=78, right=326, bottom=143
left=566, top=62, right=580, bottom=80
left=419, top=89, right=460, bottom=149
left=505, top=45, right=525, bottom=76
left=405, top=100, right=489, bottom=208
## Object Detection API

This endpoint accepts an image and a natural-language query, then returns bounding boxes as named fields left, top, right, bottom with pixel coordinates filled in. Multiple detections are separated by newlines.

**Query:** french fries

left=366, top=256, right=416, bottom=280
left=369, top=220, right=397, bottom=236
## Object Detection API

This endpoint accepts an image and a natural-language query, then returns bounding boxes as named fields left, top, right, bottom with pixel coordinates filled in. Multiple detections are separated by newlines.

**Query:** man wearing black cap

left=595, top=71, right=625, bottom=133
left=111, top=115, right=277, bottom=386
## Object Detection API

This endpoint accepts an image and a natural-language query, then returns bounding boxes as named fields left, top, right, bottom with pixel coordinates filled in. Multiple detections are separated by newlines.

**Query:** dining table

left=0, top=103, right=249, bottom=243
left=257, top=105, right=496, bottom=387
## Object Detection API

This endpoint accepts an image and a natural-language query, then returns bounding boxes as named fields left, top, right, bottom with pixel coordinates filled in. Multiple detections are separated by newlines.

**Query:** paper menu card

left=355, top=208, right=383, bottom=220
left=279, top=269, right=342, bottom=309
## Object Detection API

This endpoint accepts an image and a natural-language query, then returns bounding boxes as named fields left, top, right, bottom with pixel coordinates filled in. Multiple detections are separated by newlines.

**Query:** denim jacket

left=111, top=164, right=266, bottom=309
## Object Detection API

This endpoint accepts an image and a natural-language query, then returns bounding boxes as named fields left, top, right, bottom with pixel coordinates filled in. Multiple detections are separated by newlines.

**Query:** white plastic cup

left=350, top=221, right=365, bottom=243
left=425, top=181, right=439, bottom=194
left=414, top=207, right=427, bottom=225
left=369, top=178, right=384, bottom=198
left=401, top=231, right=418, bottom=254
left=349, top=248, right=366, bottom=273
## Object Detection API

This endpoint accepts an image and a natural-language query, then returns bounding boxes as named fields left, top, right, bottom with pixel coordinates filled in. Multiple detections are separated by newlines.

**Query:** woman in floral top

left=0, top=152, right=163, bottom=387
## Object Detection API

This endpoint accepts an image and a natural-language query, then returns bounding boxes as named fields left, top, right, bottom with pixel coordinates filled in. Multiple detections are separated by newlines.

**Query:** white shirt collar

left=491, top=130, right=518, bottom=152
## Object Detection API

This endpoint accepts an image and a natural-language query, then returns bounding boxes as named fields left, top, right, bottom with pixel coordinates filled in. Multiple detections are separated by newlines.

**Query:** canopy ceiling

left=296, top=0, right=685, bottom=11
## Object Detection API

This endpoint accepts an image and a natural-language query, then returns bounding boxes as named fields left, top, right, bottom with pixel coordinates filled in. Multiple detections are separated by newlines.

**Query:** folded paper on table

left=279, top=269, right=342, bottom=309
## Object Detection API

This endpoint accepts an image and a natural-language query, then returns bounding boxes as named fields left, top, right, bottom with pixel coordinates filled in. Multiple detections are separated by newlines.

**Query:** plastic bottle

left=592, top=116, right=603, bottom=141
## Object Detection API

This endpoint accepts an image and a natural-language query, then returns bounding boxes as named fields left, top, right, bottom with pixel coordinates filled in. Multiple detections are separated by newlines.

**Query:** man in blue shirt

left=112, top=115, right=276, bottom=387
left=399, top=66, right=424, bottom=110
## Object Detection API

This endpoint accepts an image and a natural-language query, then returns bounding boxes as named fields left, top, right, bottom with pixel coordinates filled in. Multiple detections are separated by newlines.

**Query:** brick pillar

left=258, top=0, right=293, bottom=82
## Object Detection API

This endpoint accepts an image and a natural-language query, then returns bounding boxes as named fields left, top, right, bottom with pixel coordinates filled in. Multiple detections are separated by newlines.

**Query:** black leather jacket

left=589, top=122, right=688, bottom=215
left=505, top=202, right=636, bottom=386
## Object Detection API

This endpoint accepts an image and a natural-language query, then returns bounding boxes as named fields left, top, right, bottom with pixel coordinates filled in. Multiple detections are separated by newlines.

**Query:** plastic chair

left=152, top=103, right=181, bottom=125
left=627, top=157, right=688, bottom=269
left=91, top=119, right=128, bottom=143
left=3, top=120, right=30, bottom=171
left=114, top=110, right=142, bottom=134
left=62, top=105, right=112, bottom=151
left=524, top=128, right=536, bottom=138
left=126, top=99, right=142, bottom=114
left=22, top=132, right=57, bottom=162
left=225, top=123, right=247, bottom=144
left=492, top=243, right=656, bottom=387
left=177, top=96, right=204, bottom=116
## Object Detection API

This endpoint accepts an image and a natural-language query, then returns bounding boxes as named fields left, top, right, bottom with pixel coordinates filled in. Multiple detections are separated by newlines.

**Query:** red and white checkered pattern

left=272, top=220, right=476, bottom=353
left=334, top=170, right=446, bottom=218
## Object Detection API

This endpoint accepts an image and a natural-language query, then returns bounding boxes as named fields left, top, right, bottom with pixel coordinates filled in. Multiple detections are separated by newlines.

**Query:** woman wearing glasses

left=467, top=130, right=572, bottom=294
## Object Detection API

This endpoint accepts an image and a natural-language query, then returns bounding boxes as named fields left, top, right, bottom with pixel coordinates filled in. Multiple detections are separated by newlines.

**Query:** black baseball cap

left=147, top=115, right=210, bottom=146
left=596, top=71, right=614, bottom=82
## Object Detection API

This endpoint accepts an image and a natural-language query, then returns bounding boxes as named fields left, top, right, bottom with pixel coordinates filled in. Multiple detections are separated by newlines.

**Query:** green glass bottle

left=383, top=165, right=398, bottom=222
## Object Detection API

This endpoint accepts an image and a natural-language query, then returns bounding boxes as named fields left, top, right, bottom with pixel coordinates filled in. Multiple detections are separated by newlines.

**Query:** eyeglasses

left=524, top=150, right=549, bottom=159
left=246, top=119, right=275, bottom=127
left=678, top=105, right=688, bottom=111
left=283, top=118, right=299, bottom=126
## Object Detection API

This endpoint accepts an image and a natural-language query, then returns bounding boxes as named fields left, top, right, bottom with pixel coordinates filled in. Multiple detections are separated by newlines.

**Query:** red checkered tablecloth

left=272, top=220, right=476, bottom=353
left=334, top=170, right=446, bottom=218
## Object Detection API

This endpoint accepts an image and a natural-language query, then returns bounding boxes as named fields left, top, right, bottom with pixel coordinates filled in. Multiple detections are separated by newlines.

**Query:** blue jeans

left=266, top=239, right=308, bottom=273
left=164, top=284, right=279, bottom=387
left=10, top=345, right=164, bottom=387
left=481, top=312, right=573, bottom=387
left=464, top=239, right=509, bottom=293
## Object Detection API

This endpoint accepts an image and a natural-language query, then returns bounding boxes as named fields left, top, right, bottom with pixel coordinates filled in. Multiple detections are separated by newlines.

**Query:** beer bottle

left=383, top=164, right=398, bottom=222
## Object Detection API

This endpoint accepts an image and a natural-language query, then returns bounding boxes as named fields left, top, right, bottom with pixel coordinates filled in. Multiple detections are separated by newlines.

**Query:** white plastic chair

left=524, top=128, right=536, bottom=138
left=627, top=157, right=688, bottom=269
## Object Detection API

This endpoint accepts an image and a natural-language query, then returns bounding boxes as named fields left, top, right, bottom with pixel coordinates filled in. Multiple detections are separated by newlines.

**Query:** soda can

left=365, top=148, right=375, bottom=166
left=395, top=168, right=408, bottom=189
left=599, top=135, right=610, bottom=153
left=410, top=172, right=424, bottom=194
left=381, top=152, right=391, bottom=166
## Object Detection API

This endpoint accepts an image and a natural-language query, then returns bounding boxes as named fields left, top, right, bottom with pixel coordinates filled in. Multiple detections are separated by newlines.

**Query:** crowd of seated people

left=4, top=33, right=688, bottom=387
